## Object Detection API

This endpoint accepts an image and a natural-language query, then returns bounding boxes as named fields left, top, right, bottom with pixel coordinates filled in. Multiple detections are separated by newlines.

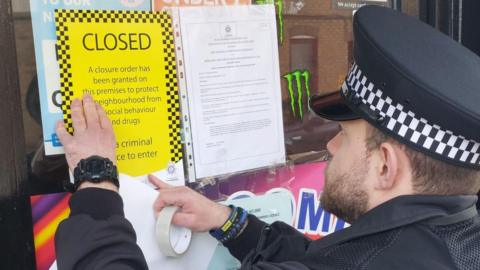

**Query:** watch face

left=86, top=159, right=104, bottom=175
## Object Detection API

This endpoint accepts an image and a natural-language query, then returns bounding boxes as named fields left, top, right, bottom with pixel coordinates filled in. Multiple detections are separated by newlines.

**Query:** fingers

left=70, top=98, right=86, bottom=133
left=82, top=93, right=100, bottom=129
left=152, top=186, right=218, bottom=232
left=56, top=120, right=73, bottom=146
left=153, top=189, right=182, bottom=211
left=95, top=102, right=113, bottom=130
left=171, top=212, right=196, bottom=229
left=148, top=174, right=173, bottom=190
left=153, top=207, right=197, bottom=230
left=152, top=186, right=191, bottom=214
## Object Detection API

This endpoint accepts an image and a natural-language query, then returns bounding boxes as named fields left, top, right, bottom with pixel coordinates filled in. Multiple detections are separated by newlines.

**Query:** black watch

left=72, top=155, right=119, bottom=192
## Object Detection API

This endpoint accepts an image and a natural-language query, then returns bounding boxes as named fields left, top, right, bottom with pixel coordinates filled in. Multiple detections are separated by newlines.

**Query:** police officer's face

left=321, top=120, right=371, bottom=223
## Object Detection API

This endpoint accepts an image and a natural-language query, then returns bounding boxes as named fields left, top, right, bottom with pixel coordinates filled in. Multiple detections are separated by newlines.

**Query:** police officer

left=149, top=5, right=480, bottom=269
left=56, top=5, right=480, bottom=270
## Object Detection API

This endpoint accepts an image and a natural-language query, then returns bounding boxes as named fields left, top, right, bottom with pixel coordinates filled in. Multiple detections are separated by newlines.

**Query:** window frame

left=0, top=1, right=35, bottom=269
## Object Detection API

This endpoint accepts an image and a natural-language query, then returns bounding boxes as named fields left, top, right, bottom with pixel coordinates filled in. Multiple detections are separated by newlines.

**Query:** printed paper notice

left=179, top=5, right=285, bottom=179
left=54, top=9, right=183, bottom=180
left=153, top=0, right=251, bottom=10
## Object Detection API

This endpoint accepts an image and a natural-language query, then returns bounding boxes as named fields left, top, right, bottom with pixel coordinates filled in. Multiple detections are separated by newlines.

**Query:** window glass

left=11, top=1, right=428, bottom=193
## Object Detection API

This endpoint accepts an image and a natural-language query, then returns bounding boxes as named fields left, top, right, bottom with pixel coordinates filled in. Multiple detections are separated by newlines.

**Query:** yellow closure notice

left=55, top=9, right=182, bottom=176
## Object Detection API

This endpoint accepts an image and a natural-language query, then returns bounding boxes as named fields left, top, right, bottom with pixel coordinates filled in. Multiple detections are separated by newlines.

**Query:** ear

left=373, top=142, right=400, bottom=191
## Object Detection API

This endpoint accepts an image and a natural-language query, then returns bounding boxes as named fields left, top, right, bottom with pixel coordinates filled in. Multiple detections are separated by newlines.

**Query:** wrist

left=209, top=205, right=249, bottom=244
left=212, top=204, right=232, bottom=230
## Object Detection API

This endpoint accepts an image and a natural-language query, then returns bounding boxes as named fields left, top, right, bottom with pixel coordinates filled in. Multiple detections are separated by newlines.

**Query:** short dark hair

left=365, top=125, right=480, bottom=195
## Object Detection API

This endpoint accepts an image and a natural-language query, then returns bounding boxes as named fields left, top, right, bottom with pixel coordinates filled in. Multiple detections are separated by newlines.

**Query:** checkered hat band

left=343, top=62, right=480, bottom=166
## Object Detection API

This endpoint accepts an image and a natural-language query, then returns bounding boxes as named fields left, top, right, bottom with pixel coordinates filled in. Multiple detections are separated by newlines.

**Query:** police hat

left=310, top=5, right=480, bottom=169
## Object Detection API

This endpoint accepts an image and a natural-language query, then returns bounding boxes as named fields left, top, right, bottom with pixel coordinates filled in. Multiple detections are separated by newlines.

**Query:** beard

left=320, top=156, right=369, bottom=224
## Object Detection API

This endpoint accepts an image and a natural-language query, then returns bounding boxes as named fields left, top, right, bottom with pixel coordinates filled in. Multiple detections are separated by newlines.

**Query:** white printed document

left=179, top=5, right=286, bottom=180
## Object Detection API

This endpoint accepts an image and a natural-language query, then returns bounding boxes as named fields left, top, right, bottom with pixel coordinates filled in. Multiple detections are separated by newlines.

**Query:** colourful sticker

left=283, top=70, right=311, bottom=119
left=31, top=193, right=71, bottom=270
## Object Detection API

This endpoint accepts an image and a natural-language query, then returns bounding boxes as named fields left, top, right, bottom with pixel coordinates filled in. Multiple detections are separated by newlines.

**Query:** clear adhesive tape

left=155, top=206, right=192, bottom=257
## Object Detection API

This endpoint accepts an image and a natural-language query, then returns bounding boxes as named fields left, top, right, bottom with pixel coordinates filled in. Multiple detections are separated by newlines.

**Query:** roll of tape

left=155, top=206, right=192, bottom=257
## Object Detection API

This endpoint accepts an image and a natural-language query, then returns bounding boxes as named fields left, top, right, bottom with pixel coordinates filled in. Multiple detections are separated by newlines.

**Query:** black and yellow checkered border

left=55, top=9, right=164, bottom=24
left=55, top=9, right=183, bottom=163
left=55, top=9, right=75, bottom=134
left=159, top=12, right=183, bottom=163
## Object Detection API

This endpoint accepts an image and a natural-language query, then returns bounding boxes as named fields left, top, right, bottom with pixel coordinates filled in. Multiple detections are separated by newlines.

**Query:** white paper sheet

left=179, top=5, right=286, bottom=179
left=51, top=175, right=218, bottom=270
left=121, top=175, right=218, bottom=269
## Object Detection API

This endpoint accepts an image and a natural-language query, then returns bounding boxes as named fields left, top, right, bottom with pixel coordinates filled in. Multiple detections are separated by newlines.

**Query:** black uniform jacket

left=55, top=188, right=148, bottom=270
left=225, top=195, right=480, bottom=270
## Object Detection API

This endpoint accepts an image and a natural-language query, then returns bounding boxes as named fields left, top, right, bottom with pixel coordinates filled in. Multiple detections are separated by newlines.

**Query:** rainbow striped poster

left=30, top=193, right=71, bottom=270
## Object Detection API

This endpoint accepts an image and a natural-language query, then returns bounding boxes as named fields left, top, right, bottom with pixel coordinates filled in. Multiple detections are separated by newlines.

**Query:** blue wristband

left=210, top=205, right=248, bottom=244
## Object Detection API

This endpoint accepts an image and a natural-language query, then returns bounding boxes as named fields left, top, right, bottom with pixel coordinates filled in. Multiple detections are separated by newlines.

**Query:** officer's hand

left=56, top=93, right=116, bottom=172
left=149, top=175, right=231, bottom=232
